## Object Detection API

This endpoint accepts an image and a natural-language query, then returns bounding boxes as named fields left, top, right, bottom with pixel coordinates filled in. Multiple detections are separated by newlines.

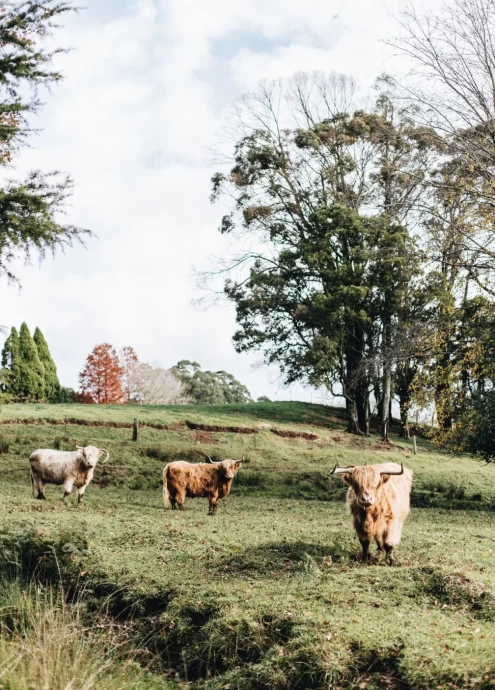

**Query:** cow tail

left=162, top=465, right=170, bottom=509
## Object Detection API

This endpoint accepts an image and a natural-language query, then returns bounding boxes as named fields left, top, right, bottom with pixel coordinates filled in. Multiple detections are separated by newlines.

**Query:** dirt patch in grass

left=191, top=430, right=219, bottom=444
left=0, top=418, right=186, bottom=431
left=369, top=439, right=405, bottom=452
left=185, top=420, right=259, bottom=434
left=271, top=429, right=319, bottom=441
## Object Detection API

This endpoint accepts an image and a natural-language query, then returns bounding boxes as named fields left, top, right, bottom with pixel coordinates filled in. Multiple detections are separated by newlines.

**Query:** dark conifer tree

left=18, top=322, right=44, bottom=400
left=34, top=327, right=60, bottom=402
left=0, top=326, right=21, bottom=396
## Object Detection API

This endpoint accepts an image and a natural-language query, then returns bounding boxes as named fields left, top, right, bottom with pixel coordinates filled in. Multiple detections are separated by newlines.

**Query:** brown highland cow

left=163, top=457, right=243, bottom=515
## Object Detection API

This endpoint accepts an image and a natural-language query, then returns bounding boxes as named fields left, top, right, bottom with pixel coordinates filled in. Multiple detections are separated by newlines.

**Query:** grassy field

left=1, top=401, right=495, bottom=689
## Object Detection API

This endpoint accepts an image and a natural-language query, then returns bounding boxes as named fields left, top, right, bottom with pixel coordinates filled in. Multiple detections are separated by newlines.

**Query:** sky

left=0, top=0, right=423, bottom=401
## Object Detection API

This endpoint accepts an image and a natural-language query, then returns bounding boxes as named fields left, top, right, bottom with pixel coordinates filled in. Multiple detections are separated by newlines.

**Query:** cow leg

left=359, top=538, right=370, bottom=562
left=208, top=492, right=219, bottom=516
left=77, top=485, right=87, bottom=504
left=384, top=521, right=403, bottom=563
left=32, top=473, right=46, bottom=499
left=384, top=544, right=395, bottom=563
left=176, top=490, right=186, bottom=510
left=62, top=478, right=74, bottom=499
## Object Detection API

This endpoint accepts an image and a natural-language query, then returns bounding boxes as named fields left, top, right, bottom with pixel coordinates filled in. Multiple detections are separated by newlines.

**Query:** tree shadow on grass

left=212, top=540, right=354, bottom=578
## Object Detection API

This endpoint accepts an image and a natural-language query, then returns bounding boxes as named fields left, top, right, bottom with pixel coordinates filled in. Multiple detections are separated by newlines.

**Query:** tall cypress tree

left=34, top=327, right=60, bottom=402
left=1, top=327, right=21, bottom=396
left=18, top=323, right=45, bottom=400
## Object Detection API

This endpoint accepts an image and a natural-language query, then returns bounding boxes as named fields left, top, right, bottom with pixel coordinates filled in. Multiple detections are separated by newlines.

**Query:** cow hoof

left=36, top=494, right=46, bottom=501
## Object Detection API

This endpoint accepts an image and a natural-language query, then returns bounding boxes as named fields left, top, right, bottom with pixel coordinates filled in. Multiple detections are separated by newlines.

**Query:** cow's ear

left=380, top=474, right=391, bottom=484
left=342, top=472, right=352, bottom=485
left=234, top=461, right=242, bottom=470
left=98, top=449, right=103, bottom=457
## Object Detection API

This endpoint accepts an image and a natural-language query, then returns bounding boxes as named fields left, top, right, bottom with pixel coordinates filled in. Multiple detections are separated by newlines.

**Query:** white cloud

left=0, top=0, right=414, bottom=401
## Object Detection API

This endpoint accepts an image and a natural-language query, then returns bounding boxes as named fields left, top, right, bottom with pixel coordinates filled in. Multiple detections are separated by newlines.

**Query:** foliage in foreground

left=0, top=1, right=91, bottom=284
left=0, top=575, right=179, bottom=690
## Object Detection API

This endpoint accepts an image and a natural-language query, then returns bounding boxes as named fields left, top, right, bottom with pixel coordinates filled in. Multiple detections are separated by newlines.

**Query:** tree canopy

left=209, top=62, right=495, bottom=444
left=17, top=322, right=44, bottom=400
left=0, top=1, right=91, bottom=283
left=33, top=327, right=60, bottom=402
left=172, top=361, right=252, bottom=405
left=210, top=77, right=438, bottom=434
left=79, top=344, right=124, bottom=404
left=1, top=323, right=60, bottom=401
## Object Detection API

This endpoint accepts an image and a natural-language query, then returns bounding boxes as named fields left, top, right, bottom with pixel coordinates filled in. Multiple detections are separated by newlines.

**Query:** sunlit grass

left=0, top=402, right=495, bottom=688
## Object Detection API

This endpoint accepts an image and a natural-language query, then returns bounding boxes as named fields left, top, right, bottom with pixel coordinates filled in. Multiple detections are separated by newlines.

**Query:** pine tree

left=79, top=344, right=124, bottom=404
left=18, top=323, right=45, bottom=400
left=0, top=326, right=21, bottom=396
left=33, top=327, right=60, bottom=403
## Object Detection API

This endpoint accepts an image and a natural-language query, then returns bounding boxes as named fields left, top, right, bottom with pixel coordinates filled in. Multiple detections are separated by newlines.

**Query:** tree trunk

left=357, top=381, right=370, bottom=436
left=381, top=324, right=392, bottom=440
left=435, top=350, right=453, bottom=431
left=346, top=396, right=362, bottom=434
left=399, top=396, right=410, bottom=439
left=344, top=324, right=369, bottom=435
left=373, top=380, right=382, bottom=421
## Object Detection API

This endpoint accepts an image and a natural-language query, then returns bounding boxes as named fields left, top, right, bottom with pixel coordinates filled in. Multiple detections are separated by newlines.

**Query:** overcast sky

left=0, top=0, right=425, bottom=401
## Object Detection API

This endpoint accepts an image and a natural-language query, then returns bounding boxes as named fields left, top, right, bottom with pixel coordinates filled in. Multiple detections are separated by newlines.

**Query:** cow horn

left=76, top=445, right=84, bottom=450
left=330, top=464, right=355, bottom=475
left=100, top=448, right=110, bottom=464
left=380, top=463, right=404, bottom=476
left=206, top=454, right=222, bottom=464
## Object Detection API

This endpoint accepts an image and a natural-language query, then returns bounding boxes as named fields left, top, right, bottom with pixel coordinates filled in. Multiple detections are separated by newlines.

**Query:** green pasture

left=1, top=402, right=495, bottom=688
left=0, top=400, right=346, bottom=431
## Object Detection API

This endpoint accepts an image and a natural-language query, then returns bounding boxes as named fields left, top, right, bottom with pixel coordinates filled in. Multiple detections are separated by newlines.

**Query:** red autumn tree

left=79, top=343, right=125, bottom=404
left=120, top=346, right=139, bottom=403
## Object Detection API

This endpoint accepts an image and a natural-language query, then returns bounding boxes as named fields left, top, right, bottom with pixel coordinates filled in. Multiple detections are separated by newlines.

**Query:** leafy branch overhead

left=0, top=1, right=91, bottom=284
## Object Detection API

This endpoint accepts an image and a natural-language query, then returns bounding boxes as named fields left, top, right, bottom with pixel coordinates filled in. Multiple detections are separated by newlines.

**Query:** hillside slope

left=1, top=402, right=495, bottom=689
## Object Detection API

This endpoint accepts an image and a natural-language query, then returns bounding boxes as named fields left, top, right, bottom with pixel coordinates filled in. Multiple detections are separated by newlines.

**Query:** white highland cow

left=29, top=445, right=109, bottom=503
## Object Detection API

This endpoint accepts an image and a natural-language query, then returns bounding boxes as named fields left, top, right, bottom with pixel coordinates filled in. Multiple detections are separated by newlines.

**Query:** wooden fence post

left=132, top=418, right=138, bottom=442
left=413, top=435, right=417, bottom=455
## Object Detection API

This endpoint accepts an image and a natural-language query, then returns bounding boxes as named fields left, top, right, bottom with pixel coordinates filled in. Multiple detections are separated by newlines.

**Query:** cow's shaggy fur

left=29, top=446, right=105, bottom=503
left=340, top=462, right=413, bottom=562
left=163, top=459, right=242, bottom=515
